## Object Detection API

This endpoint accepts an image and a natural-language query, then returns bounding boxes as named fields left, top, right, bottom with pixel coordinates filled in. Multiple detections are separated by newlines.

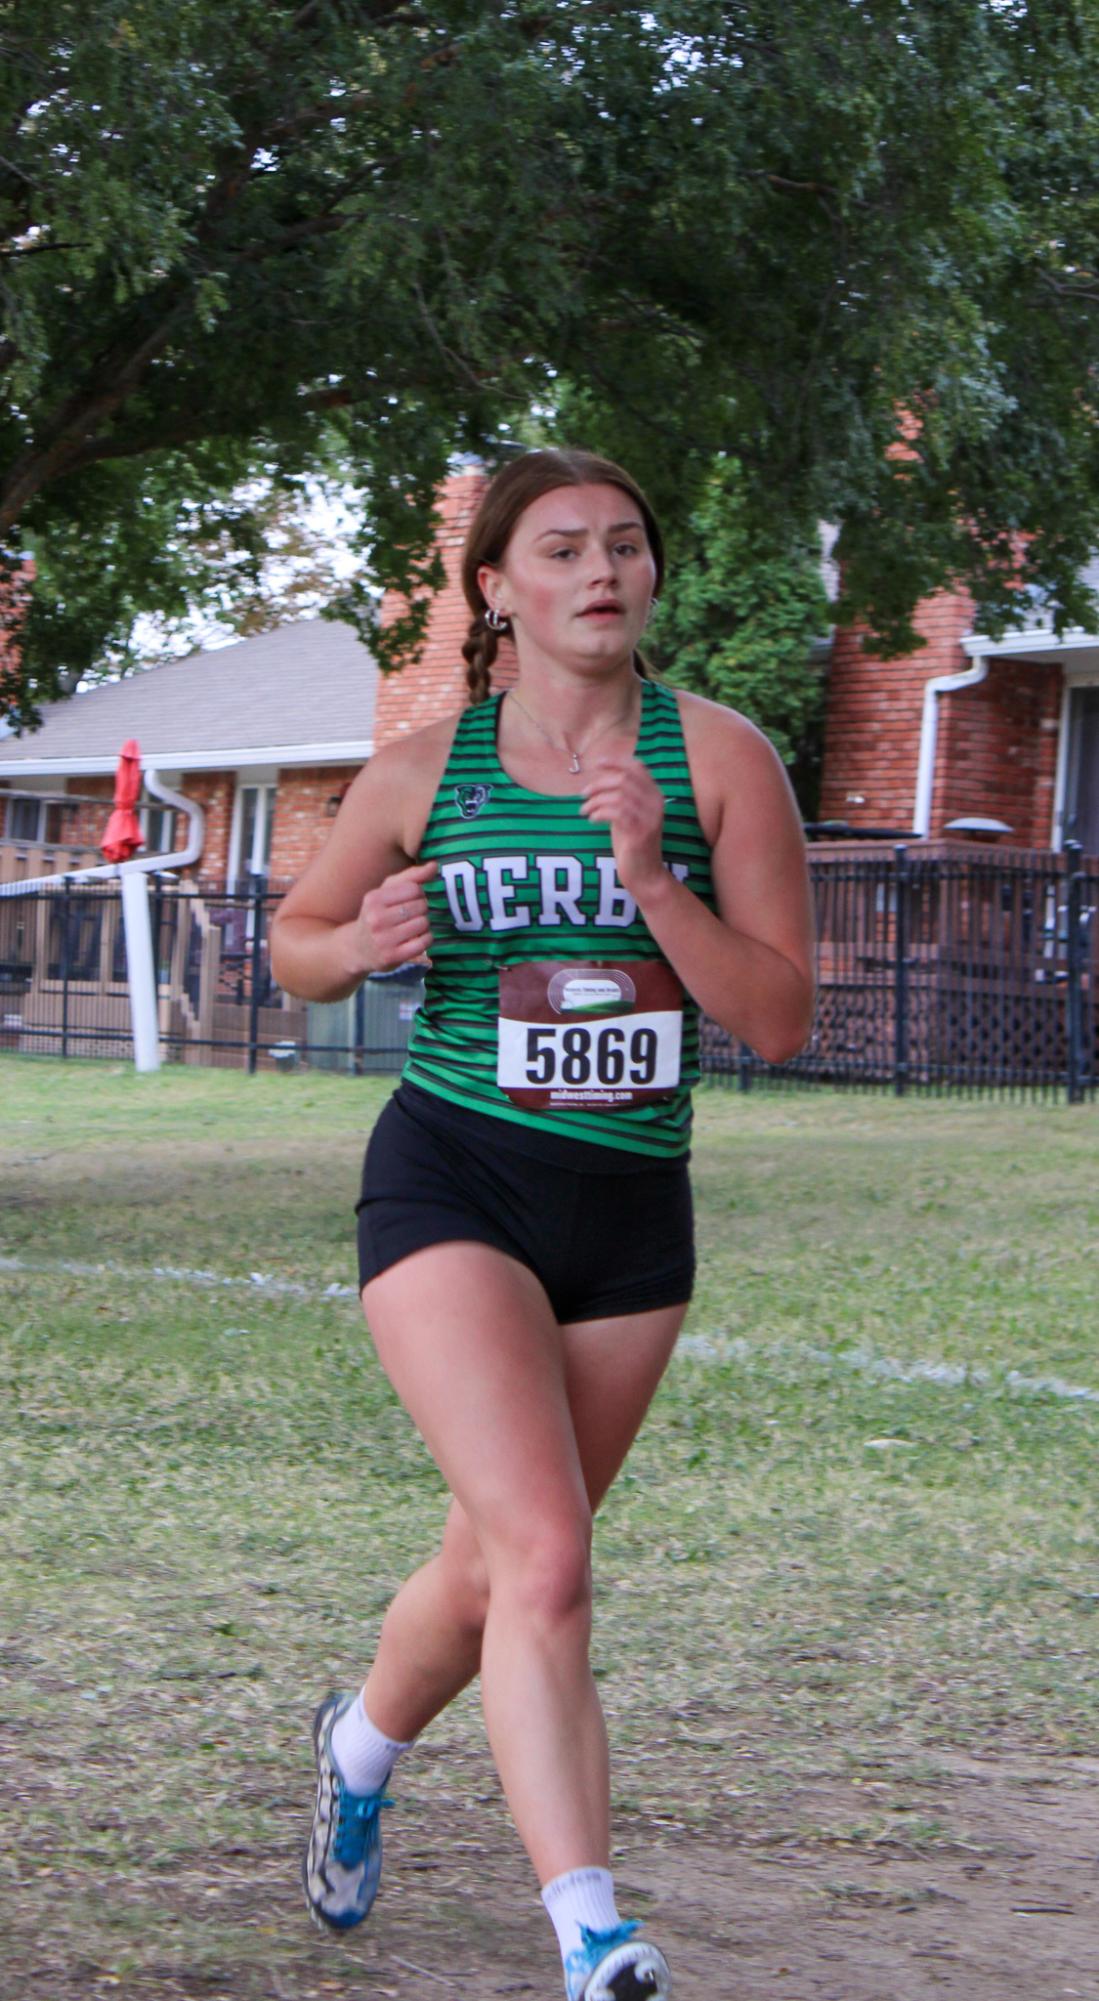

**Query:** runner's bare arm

left=580, top=695, right=815, bottom=1063
left=269, top=720, right=457, bottom=1002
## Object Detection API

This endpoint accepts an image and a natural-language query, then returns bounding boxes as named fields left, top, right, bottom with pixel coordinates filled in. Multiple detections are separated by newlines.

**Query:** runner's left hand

left=579, top=756, right=666, bottom=899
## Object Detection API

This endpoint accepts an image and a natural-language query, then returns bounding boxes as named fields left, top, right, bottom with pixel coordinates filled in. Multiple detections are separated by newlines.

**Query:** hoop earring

left=484, top=607, right=510, bottom=633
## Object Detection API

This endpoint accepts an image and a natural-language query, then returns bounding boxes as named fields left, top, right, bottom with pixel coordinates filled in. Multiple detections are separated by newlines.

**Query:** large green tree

left=3, top=1, right=1099, bottom=728
left=646, top=458, right=831, bottom=805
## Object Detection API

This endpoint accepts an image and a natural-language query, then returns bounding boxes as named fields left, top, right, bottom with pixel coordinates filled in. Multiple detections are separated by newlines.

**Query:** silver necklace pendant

left=506, top=685, right=636, bottom=777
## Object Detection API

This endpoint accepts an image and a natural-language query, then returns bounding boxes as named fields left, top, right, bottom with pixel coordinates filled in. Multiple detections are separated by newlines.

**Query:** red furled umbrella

left=101, top=739, right=145, bottom=863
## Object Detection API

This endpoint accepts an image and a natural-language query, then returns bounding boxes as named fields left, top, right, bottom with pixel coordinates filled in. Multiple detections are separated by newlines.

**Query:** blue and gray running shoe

left=302, top=1691, right=393, bottom=1931
left=564, top=1921, right=672, bottom=2001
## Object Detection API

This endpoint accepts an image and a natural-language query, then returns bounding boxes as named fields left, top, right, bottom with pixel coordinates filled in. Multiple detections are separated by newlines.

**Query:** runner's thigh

left=563, top=1301, right=689, bottom=1509
left=436, top=1301, right=688, bottom=1590
left=361, top=1240, right=590, bottom=1553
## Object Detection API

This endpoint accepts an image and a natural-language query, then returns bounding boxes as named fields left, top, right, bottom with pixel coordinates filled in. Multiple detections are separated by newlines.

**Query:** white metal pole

left=120, top=868, right=161, bottom=1072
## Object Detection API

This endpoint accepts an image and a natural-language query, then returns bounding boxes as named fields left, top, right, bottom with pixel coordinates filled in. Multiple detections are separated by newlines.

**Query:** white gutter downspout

left=912, top=654, right=989, bottom=837
left=0, top=769, right=205, bottom=1075
left=0, top=768, right=205, bottom=895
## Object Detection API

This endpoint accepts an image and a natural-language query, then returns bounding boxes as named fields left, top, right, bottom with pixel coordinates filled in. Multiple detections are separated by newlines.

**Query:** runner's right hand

left=353, top=860, right=437, bottom=972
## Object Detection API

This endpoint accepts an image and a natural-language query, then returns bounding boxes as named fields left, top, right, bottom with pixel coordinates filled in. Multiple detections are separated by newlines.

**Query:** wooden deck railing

left=0, top=840, right=104, bottom=886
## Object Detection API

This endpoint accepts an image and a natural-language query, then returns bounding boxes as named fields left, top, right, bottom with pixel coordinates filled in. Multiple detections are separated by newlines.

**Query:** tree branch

left=235, top=213, right=349, bottom=258
left=0, top=238, right=86, bottom=258
left=0, top=74, right=321, bottom=523
left=1036, top=267, right=1099, bottom=305
left=29, top=383, right=359, bottom=477
left=265, top=87, right=380, bottom=145
left=412, top=277, right=491, bottom=391
left=765, top=172, right=838, bottom=200
left=0, top=288, right=195, bottom=531
left=0, top=148, right=37, bottom=187
left=0, top=0, right=549, bottom=537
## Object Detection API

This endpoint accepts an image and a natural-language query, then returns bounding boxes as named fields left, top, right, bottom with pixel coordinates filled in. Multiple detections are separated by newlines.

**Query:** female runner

left=270, top=448, right=814, bottom=2000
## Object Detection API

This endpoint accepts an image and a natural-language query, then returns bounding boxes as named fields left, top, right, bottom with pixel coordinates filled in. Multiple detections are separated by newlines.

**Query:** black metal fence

left=1, top=849, right=1096, bottom=1099
left=0, top=876, right=421, bottom=1075
left=708, top=842, right=1097, bottom=1100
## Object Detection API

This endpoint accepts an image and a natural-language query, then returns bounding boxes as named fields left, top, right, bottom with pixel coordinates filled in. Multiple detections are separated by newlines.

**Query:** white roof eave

left=0, top=738, right=374, bottom=778
left=962, top=626, right=1099, bottom=660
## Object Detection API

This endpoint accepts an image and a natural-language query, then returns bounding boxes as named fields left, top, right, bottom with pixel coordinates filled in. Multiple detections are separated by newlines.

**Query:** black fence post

left=151, top=874, right=164, bottom=990
left=1065, top=840, right=1084, bottom=1106
left=353, top=980, right=366, bottom=1076
left=59, top=875, right=72, bottom=1061
left=737, top=1044, right=754, bottom=1092
left=894, top=844, right=909, bottom=1097
left=247, top=876, right=265, bottom=1076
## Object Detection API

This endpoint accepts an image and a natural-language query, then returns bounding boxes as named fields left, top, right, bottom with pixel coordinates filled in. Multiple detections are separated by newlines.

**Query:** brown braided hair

left=460, top=448, right=665, bottom=704
left=460, top=610, right=500, bottom=709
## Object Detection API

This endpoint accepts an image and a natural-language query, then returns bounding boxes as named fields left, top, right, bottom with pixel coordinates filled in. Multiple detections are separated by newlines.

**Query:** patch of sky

left=118, top=474, right=368, bottom=673
left=654, top=29, right=739, bottom=92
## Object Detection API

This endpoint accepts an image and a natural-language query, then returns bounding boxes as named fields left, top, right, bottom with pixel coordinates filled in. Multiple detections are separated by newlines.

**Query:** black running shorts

left=356, top=1082, right=695, bottom=1323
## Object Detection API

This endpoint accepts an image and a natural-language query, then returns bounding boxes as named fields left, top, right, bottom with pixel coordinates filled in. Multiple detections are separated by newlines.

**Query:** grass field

left=2, top=1056, right=1098, bottom=2000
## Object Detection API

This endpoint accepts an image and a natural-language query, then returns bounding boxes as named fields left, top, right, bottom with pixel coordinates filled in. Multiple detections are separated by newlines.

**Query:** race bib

left=497, top=960, right=683, bottom=1110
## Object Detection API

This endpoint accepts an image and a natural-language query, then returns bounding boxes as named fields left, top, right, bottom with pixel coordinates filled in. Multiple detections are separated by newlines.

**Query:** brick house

left=0, top=471, right=509, bottom=890
left=0, top=473, right=505, bottom=1065
left=3, top=466, right=1096, bottom=1079
left=6, top=459, right=1096, bottom=885
left=818, top=561, right=1099, bottom=852
left=0, top=616, right=378, bottom=889
left=402, top=478, right=1099, bottom=859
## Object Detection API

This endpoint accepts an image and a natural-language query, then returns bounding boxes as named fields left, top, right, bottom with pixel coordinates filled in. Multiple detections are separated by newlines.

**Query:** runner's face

left=479, top=483, right=657, bottom=674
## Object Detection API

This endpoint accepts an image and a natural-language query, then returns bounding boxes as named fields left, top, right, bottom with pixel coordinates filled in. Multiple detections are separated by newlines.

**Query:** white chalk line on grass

left=677, top=1331, right=1099, bottom=1405
left=3, top=1252, right=1097, bottom=1407
left=0, top=1252, right=359, bottom=1300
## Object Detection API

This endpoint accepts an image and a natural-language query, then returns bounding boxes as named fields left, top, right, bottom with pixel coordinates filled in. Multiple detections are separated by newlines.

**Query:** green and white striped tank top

left=403, top=677, right=716, bottom=1158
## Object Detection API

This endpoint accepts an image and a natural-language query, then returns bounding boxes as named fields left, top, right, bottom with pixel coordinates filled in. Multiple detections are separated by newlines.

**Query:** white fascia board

left=0, top=738, right=373, bottom=778
left=962, top=628, right=1099, bottom=660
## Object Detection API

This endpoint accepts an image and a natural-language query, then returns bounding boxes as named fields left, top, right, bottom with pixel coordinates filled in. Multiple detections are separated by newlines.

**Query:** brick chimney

left=0, top=555, right=35, bottom=715
left=373, top=469, right=516, bottom=749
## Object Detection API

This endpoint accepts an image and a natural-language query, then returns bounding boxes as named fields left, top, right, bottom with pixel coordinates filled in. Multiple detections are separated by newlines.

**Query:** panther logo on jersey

left=454, top=783, right=493, bottom=820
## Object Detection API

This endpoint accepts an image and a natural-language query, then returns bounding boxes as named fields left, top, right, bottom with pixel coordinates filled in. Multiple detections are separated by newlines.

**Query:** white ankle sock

left=329, top=1689, right=414, bottom=1796
left=541, top=1866, right=622, bottom=1963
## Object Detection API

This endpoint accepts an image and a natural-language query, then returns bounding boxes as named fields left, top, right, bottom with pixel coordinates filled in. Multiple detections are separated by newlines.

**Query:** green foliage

left=647, top=460, right=830, bottom=778
left=4, top=3, right=1099, bottom=725
left=10, top=440, right=281, bottom=690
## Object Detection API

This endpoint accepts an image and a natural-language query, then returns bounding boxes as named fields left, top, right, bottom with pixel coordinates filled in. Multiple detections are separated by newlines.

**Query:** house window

left=7, top=797, right=42, bottom=842
left=1064, top=688, right=1099, bottom=854
left=142, top=803, right=176, bottom=854
left=229, top=781, right=276, bottom=887
left=4, top=796, right=69, bottom=844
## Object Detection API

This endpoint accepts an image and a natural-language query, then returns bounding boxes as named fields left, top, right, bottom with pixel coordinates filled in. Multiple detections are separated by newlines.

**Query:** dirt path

left=9, top=1747, right=1096, bottom=2001
left=368, top=1748, right=1099, bottom=1999
left=612, top=1750, right=1099, bottom=2001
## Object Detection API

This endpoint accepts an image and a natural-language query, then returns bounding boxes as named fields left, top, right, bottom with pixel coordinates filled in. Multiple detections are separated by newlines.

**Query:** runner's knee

left=485, top=1511, right=594, bottom=1630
